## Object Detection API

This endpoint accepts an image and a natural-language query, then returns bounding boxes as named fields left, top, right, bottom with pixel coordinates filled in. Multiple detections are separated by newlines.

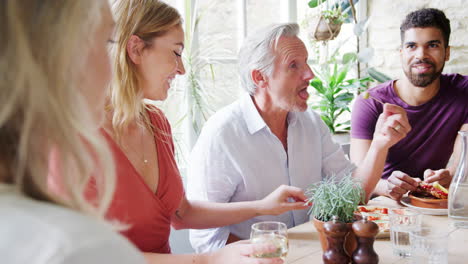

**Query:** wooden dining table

left=286, top=196, right=468, bottom=263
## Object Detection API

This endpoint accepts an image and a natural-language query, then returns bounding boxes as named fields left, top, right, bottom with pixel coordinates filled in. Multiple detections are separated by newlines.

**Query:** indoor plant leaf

left=308, top=0, right=328, bottom=8
left=367, top=67, right=392, bottom=83
left=342, top=52, right=357, bottom=64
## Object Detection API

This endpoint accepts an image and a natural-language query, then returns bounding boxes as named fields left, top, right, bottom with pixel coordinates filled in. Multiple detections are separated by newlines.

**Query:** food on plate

left=357, top=206, right=389, bottom=237
left=410, top=181, right=448, bottom=199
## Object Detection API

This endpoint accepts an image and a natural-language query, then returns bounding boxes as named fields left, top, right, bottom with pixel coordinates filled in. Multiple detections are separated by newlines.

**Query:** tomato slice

left=359, top=207, right=369, bottom=212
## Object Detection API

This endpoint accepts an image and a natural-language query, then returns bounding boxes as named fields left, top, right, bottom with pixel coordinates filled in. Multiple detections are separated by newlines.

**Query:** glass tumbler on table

left=250, top=221, right=288, bottom=260
left=410, top=227, right=449, bottom=264
left=389, top=208, right=422, bottom=257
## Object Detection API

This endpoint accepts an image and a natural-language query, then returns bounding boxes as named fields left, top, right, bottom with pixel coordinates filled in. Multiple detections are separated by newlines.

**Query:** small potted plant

left=305, top=174, right=365, bottom=256
left=311, top=5, right=347, bottom=41
left=307, top=0, right=357, bottom=41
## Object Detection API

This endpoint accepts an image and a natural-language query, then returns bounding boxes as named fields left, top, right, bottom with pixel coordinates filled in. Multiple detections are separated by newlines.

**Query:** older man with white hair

left=186, top=23, right=410, bottom=253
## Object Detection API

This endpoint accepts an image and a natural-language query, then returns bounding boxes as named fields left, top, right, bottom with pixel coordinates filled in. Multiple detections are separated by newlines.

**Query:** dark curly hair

left=400, top=8, right=451, bottom=47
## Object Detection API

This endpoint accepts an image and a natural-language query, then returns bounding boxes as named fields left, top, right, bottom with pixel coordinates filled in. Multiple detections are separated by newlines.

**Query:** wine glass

left=250, top=221, right=289, bottom=260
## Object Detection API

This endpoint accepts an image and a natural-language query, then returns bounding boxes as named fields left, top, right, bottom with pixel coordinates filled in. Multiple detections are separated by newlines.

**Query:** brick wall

left=366, top=0, right=468, bottom=79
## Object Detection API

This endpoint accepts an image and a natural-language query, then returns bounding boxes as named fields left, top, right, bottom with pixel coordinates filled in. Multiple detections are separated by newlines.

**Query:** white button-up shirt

left=186, top=93, right=355, bottom=253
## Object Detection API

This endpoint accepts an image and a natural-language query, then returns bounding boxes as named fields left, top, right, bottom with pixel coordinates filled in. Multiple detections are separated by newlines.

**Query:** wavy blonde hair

left=110, top=0, right=182, bottom=136
left=0, top=0, right=116, bottom=219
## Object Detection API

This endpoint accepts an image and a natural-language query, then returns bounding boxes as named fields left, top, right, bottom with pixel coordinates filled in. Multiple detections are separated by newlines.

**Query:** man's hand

left=257, top=185, right=309, bottom=216
left=373, top=104, right=411, bottom=149
left=386, top=171, right=421, bottom=200
left=424, top=169, right=452, bottom=187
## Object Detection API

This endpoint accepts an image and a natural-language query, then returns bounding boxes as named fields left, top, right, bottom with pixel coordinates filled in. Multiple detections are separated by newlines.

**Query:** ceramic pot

left=409, top=194, right=448, bottom=209
left=309, top=16, right=342, bottom=41
left=313, top=217, right=357, bottom=257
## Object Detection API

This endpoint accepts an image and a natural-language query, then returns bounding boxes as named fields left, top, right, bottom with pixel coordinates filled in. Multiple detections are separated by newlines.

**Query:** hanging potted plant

left=310, top=5, right=347, bottom=41
left=305, top=174, right=365, bottom=256
left=307, top=0, right=356, bottom=41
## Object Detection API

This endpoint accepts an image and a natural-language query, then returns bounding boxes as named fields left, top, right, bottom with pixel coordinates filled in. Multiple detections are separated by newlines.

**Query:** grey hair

left=238, top=23, right=300, bottom=95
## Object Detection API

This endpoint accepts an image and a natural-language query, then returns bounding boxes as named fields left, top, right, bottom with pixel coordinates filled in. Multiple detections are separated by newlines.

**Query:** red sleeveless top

left=101, top=108, right=184, bottom=253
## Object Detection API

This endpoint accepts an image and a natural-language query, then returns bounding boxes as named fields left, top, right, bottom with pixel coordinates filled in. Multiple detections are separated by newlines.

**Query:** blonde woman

left=0, top=1, right=145, bottom=263
left=100, top=0, right=309, bottom=263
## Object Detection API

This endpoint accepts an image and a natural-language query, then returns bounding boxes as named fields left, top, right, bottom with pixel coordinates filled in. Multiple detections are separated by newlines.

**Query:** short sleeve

left=350, top=93, right=382, bottom=140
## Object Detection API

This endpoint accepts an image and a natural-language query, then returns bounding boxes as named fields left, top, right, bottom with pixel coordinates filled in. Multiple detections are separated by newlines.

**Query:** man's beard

left=404, top=59, right=444, bottom=87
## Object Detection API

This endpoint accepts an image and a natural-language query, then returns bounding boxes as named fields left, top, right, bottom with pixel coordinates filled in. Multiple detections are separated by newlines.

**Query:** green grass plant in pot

left=305, top=174, right=365, bottom=256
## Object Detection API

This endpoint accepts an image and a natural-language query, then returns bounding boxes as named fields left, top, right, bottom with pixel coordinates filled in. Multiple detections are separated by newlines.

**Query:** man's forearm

left=353, top=141, right=389, bottom=202
left=373, top=179, right=389, bottom=197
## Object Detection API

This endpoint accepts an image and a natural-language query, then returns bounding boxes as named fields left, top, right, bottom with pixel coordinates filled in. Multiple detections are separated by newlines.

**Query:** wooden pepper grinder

left=351, top=216, right=379, bottom=264
left=323, top=216, right=351, bottom=264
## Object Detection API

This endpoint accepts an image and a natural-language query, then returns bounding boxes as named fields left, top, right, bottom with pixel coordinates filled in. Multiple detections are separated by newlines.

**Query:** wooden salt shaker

left=323, top=216, right=351, bottom=264
left=351, top=216, right=379, bottom=264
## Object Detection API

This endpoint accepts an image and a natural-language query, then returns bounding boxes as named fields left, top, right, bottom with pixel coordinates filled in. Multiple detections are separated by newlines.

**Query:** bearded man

left=351, top=8, right=468, bottom=201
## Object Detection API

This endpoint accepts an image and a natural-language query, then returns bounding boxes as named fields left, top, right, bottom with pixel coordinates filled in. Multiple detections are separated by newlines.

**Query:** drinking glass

left=410, top=227, right=449, bottom=264
left=389, top=208, right=422, bottom=257
left=250, top=221, right=288, bottom=260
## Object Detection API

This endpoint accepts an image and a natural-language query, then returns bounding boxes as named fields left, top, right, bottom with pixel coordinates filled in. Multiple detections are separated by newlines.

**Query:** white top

left=187, top=93, right=356, bottom=253
left=0, top=184, right=145, bottom=264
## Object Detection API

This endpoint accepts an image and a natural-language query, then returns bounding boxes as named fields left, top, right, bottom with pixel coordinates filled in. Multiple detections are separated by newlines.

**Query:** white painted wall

left=366, top=0, right=468, bottom=79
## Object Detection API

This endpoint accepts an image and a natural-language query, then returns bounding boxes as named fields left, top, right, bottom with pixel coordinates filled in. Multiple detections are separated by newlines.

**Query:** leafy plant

left=308, top=0, right=359, bottom=24
left=160, top=0, right=234, bottom=165
left=321, top=6, right=347, bottom=25
left=305, top=174, right=365, bottom=223
left=181, top=0, right=234, bottom=137
left=367, top=67, right=392, bottom=83
left=309, top=54, right=373, bottom=134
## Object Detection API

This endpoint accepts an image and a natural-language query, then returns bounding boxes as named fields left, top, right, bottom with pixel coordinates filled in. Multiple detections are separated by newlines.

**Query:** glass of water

left=389, top=208, right=422, bottom=257
left=410, top=227, right=449, bottom=264
left=250, top=221, right=288, bottom=260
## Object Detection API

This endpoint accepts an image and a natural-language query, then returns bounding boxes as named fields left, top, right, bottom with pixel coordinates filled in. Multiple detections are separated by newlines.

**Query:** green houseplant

left=310, top=5, right=347, bottom=41
left=309, top=55, right=373, bottom=134
left=308, top=0, right=358, bottom=41
left=305, top=175, right=365, bottom=223
left=305, top=174, right=365, bottom=255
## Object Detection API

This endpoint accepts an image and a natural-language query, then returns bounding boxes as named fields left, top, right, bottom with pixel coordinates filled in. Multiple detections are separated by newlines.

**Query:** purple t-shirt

left=351, top=73, right=468, bottom=180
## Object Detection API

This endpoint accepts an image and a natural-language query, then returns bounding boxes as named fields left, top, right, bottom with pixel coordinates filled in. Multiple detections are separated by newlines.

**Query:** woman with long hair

left=0, top=1, right=144, bottom=263
left=101, top=0, right=308, bottom=263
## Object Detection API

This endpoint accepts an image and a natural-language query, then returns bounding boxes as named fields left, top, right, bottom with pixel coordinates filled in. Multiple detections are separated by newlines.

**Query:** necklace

left=141, top=125, right=148, bottom=164
left=121, top=124, right=149, bottom=166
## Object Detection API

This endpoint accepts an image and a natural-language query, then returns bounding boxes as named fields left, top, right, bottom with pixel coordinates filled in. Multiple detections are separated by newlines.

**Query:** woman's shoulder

left=146, top=105, right=169, bottom=125
left=0, top=193, right=144, bottom=263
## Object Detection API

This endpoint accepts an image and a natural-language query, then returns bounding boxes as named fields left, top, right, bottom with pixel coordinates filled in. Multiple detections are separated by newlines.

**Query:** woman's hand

left=256, top=185, right=310, bottom=216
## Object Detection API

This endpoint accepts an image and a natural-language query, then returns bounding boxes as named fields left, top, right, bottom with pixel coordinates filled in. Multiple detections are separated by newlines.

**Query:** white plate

left=400, top=196, right=448, bottom=215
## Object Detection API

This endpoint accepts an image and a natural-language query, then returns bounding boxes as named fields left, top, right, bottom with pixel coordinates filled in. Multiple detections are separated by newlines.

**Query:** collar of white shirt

left=240, top=93, right=298, bottom=135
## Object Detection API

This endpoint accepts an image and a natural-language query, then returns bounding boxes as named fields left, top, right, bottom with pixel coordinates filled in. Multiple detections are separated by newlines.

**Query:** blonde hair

left=0, top=0, right=116, bottom=218
left=110, top=0, right=182, bottom=136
